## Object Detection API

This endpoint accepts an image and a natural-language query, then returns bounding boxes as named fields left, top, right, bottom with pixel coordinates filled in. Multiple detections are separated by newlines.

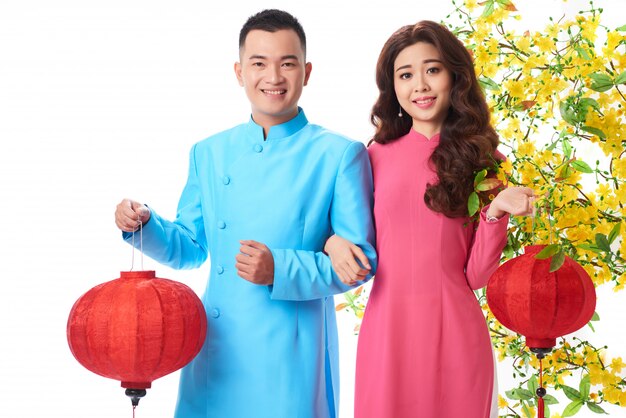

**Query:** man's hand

left=235, top=240, right=275, bottom=285
left=115, top=199, right=151, bottom=232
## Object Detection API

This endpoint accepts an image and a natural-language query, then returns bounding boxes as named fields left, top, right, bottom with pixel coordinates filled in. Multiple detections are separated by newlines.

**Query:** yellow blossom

left=610, top=357, right=625, bottom=373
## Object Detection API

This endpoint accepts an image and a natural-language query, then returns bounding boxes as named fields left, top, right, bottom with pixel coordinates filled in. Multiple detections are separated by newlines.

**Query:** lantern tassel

left=537, top=355, right=546, bottom=418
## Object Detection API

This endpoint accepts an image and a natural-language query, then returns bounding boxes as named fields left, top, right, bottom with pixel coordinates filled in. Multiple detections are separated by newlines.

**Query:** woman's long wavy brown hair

left=371, top=21, right=499, bottom=218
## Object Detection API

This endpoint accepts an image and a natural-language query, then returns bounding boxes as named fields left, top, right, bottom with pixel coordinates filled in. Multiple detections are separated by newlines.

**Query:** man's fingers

left=240, top=240, right=266, bottom=250
left=235, top=262, right=253, bottom=275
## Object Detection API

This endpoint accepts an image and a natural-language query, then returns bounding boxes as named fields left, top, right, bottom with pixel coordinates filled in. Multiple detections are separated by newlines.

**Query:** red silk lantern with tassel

left=67, top=270, right=207, bottom=407
left=487, top=245, right=596, bottom=417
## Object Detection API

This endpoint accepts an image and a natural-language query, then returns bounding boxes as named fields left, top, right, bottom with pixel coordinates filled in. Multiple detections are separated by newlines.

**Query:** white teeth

left=414, top=98, right=435, bottom=104
left=263, top=90, right=286, bottom=95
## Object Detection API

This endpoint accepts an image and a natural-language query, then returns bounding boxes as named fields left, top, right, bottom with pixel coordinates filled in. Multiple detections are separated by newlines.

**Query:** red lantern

left=487, top=245, right=596, bottom=417
left=487, top=245, right=596, bottom=348
left=67, top=270, right=207, bottom=406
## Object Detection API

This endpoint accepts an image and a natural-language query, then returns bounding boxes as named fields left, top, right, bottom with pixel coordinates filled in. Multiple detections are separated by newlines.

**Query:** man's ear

left=234, top=62, right=244, bottom=86
left=303, top=62, right=312, bottom=86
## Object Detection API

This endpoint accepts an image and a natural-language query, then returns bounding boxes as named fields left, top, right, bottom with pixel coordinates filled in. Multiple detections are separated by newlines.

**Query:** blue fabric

left=124, top=109, right=376, bottom=418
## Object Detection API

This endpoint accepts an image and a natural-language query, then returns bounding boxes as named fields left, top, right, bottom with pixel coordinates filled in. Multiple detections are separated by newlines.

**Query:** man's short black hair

left=239, top=9, right=307, bottom=56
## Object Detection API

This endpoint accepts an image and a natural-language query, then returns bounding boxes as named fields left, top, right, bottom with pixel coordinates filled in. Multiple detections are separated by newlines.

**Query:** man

left=115, top=9, right=376, bottom=418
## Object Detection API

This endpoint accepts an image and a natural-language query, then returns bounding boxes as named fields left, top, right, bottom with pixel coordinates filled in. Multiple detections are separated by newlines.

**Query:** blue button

left=253, top=144, right=263, bottom=153
left=216, top=265, right=224, bottom=274
left=222, top=176, right=230, bottom=185
left=217, top=221, right=226, bottom=229
left=210, top=308, right=220, bottom=318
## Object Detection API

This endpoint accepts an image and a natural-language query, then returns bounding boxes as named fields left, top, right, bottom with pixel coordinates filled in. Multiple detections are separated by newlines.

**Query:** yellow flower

left=498, top=395, right=508, bottom=409
left=464, top=0, right=478, bottom=11
left=523, top=405, right=536, bottom=418
left=610, top=357, right=625, bottom=373
left=533, top=34, right=553, bottom=53
left=603, top=386, right=621, bottom=404
left=504, top=78, right=525, bottom=99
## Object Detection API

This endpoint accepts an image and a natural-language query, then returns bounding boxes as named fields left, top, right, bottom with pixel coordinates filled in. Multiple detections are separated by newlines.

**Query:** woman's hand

left=324, top=234, right=371, bottom=286
left=487, top=187, right=536, bottom=219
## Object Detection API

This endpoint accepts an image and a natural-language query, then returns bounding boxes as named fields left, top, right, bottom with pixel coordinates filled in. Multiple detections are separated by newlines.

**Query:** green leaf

left=588, top=73, right=613, bottom=92
left=591, top=311, right=600, bottom=321
left=481, top=0, right=496, bottom=17
left=571, top=159, right=594, bottom=173
left=550, top=250, right=566, bottom=272
left=586, top=402, right=608, bottom=414
left=587, top=321, right=596, bottom=332
left=595, top=233, right=611, bottom=252
left=536, top=244, right=560, bottom=259
left=581, top=126, right=606, bottom=139
left=617, top=24, right=626, bottom=31
left=563, top=400, right=584, bottom=416
left=543, top=394, right=559, bottom=405
left=522, top=402, right=534, bottom=418
left=562, top=385, right=582, bottom=401
left=505, top=388, right=534, bottom=400
left=615, top=70, right=626, bottom=85
left=559, top=100, right=579, bottom=126
left=579, top=375, right=590, bottom=399
left=575, top=46, right=591, bottom=60
left=528, top=375, right=538, bottom=393
left=608, top=222, right=621, bottom=244
left=468, top=192, right=480, bottom=217
left=476, top=178, right=502, bottom=191
left=565, top=400, right=587, bottom=416
left=579, top=98, right=602, bottom=114
left=479, top=76, right=500, bottom=91
left=474, top=169, right=487, bottom=186
left=577, top=243, right=601, bottom=253
left=563, top=138, right=572, bottom=159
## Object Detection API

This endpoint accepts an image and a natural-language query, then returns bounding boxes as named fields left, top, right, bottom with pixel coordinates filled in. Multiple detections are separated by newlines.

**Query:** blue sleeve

left=269, top=141, right=377, bottom=301
left=123, top=144, right=208, bottom=270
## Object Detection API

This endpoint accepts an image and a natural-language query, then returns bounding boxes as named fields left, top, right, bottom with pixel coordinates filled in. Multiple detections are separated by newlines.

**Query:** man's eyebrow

left=247, top=54, right=300, bottom=61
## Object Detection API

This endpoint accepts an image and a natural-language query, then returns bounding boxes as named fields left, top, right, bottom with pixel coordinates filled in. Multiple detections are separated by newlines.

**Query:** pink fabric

left=355, top=130, right=509, bottom=418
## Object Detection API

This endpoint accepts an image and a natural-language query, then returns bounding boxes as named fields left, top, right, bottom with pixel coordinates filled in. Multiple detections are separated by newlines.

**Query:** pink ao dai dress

left=355, top=129, right=509, bottom=418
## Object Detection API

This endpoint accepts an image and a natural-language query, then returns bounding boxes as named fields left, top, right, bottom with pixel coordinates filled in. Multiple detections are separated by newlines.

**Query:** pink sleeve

left=465, top=204, right=509, bottom=290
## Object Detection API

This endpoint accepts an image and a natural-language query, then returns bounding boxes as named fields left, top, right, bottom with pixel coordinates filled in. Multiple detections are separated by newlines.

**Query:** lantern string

left=130, top=221, right=144, bottom=271
left=132, top=404, right=136, bottom=418
left=538, top=356, right=545, bottom=418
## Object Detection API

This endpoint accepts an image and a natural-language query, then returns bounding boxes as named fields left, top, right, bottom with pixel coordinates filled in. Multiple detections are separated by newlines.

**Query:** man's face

left=235, top=29, right=311, bottom=129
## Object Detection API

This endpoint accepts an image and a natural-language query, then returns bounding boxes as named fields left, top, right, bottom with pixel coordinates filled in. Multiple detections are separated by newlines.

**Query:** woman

left=324, top=21, right=535, bottom=417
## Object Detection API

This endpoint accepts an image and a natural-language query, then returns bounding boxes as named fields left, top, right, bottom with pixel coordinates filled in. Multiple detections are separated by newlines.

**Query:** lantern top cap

left=120, top=271, right=156, bottom=279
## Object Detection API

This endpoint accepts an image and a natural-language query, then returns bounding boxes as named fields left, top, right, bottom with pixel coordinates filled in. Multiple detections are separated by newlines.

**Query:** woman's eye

left=427, top=67, right=440, bottom=74
left=399, top=73, right=412, bottom=80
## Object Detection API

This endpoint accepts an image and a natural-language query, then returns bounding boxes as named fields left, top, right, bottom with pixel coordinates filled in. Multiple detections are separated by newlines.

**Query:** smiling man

left=114, top=9, right=376, bottom=418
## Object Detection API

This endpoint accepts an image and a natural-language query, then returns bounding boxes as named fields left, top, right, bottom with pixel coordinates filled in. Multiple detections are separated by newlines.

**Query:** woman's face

left=393, top=41, right=453, bottom=137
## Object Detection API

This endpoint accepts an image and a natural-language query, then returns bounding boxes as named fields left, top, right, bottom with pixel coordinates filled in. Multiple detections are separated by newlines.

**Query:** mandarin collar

left=246, top=107, right=309, bottom=142
left=408, top=128, right=440, bottom=143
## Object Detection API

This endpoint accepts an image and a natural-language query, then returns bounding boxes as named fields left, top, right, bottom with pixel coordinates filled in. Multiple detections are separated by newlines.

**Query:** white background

left=1, top=1, right=624, bottom=417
